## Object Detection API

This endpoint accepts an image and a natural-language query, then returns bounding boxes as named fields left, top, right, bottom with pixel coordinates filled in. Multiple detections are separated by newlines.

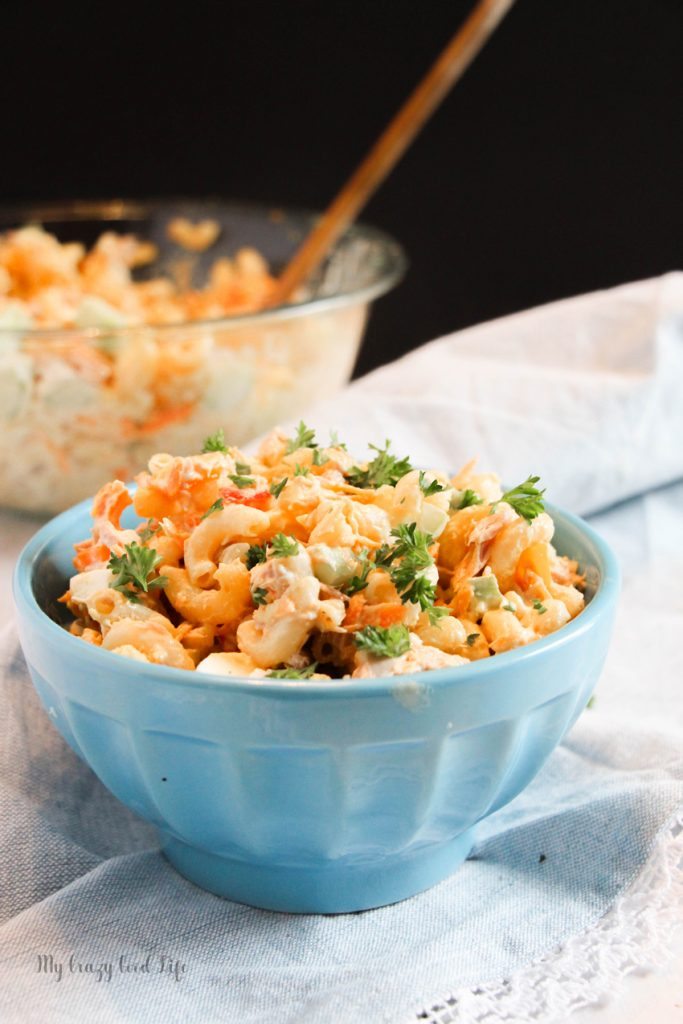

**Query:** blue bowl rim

left=13, top=495, right=621, bottom=700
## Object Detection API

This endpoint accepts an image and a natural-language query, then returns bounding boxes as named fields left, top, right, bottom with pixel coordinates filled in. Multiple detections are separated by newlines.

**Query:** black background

left=2, top=0, right=681, bottom=375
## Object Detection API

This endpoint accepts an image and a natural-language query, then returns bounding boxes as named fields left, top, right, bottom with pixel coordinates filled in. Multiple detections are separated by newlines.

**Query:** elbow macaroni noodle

left=63, top=425, right=586, bottom=680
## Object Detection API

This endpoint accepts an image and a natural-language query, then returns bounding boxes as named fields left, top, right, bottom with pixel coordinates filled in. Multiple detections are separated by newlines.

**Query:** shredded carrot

left=121, top=403, right=195, bottom=440
left=361, top=603, right=406, bottom=628
left=73, top=539, right=110, bottom=572
left=219, top=487, right=270, bottom=510
left=344, top=594, right=405, bottom=629
left=343, top=594, right=366, bottom=628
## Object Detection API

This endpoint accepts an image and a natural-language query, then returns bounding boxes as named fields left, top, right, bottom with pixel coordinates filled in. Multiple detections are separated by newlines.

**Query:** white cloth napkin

left=284, top=272, right=683, bottom=515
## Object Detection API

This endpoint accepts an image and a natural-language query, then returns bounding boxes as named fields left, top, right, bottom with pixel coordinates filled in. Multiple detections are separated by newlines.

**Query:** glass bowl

left=0, top=199, right=405, bottom=514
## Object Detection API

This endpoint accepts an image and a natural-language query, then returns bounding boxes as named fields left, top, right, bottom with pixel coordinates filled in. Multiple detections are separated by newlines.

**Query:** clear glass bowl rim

left=0, top=197, right=407, bottom=337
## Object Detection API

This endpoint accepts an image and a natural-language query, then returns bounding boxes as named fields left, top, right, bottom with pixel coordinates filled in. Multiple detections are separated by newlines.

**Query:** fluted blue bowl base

left=160, top=828, right=477, bottom=914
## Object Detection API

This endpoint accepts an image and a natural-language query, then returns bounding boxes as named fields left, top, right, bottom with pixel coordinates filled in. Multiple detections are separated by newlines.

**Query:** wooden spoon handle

left=269, top=0, right=516, bottom=306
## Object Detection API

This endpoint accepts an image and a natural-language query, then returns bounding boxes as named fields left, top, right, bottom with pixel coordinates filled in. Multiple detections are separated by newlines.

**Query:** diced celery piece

left=74, top=296, right=129, bottom=330
left=308, top=545, right=357, bottom=588
left=418, top=502, right=448, bottom=538
left=470, top=574, right=503, bottom=613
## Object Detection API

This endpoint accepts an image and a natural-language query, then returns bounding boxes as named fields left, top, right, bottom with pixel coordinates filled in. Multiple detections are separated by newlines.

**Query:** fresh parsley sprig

left=354, top=625, right=411, bottom=659
left=497, top=476, right=545, bottom=522
left=201, top=498, right=224, bottom=519
left=108, top=543, right=168, bottom=603
left=285, top=421, right=317, bottom=454
left=269, top=477, right=288, bottom=498
left=266, top=663, right=318, bottom=680
left=400, top=575, right=438, bottom=615
left=418, top=471, right=446, bottom=497
left=387, top=523, right=433, bottom=571
left=228, top=473, right=256, bottom=489
left=425, top=605, right=451, bottom=626
left=373, top=522, right=446, bottom=624
left=346, top=440, right=413, bottom=489
left=269, top=533, right=300, bottom=558
left=245, top=543, right=267, bottom=569
left=343, top=550, right=373, bottom=596
left=456, top=489, right=483, bottom=510
left=202, top=428, right=228, bottom=453
left=252, top=587, right=269, bottom=606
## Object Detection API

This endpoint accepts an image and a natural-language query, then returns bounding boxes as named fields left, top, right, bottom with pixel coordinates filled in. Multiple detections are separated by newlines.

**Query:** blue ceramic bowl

left=13, top=498, right=620, bottom=913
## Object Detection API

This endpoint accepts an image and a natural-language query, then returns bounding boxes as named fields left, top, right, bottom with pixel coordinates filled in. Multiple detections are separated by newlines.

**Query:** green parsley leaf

left=252, top=587, right=269, bottom=606
left=466, top=632, right=480, bottom=646
left=269, top=477, right=288, bottom=498
left=384, top=523, right=434, bottom=592
left=354, top=625, right=411, bottom=659
left=418, top=471, right=446, bottom=497
left=202, top=428, right=228, bottom=453
left=346, top=440, right=413, bottom=489
left=108, top=543, right=168, bottom=602
left=497, top=476, right=546, bottom=522
left=503, top=603, right=517, bottom=613
left=285, top=421, right=317, bottom=454
left=245, top=543, right=267, bottom=569
left=457, top=489, right=483, bottom=510
left=294, top=463, right=310, bottom=477
left=235, top=461, right=251, bottom=474
left=228, top=473, right=255, bottom=489
left=373, top=543, right=394, bottom=568
left=586, top=695, right=596, bottom=709
left=266, top=662, right=318, bottom=680
left=400, top=574, right=438, bottom=612
left=533, top=598, right=548, bottom=614
left=343, top=549, right=372, bottom=596
left=201, top=498, right=224, bottom=520
left=312, top=448, right=329, bottom=467
left=328, top=429, right=347, bottom=450
left=374, top=522, right=444, bottom=621
left=269, top=533, right=300, bottom=558
left=137, top=520, right=160, bottom=543
left=426, top=605, right=450, bottom=626
left=387, top=522, right=434, bottom=565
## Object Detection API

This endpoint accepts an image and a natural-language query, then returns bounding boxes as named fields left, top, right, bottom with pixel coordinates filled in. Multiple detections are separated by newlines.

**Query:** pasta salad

left=0, top=221, right=366, bottom=513
left=63, top=425, right=586, bottom=679
left=0, top=221, right=275, bottom=327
